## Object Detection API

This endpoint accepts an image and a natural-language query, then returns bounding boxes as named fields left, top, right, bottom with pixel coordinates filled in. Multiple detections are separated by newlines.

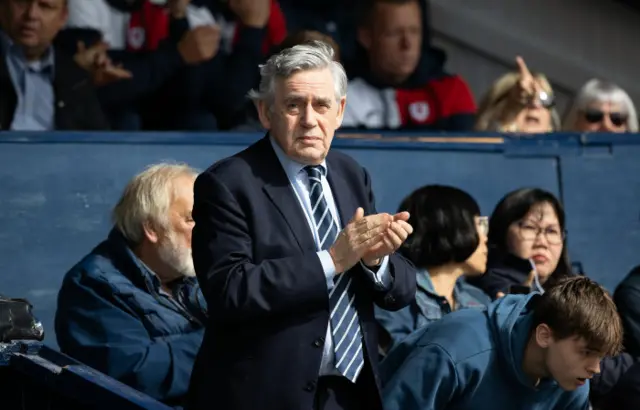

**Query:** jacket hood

left=488, top=293, right=541, bottom=388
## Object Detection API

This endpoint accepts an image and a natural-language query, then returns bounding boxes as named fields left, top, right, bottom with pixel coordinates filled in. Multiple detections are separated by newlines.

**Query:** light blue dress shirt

left=0, top=31, right=55, bottom=131
left=270, top=138, right=392, bottom=376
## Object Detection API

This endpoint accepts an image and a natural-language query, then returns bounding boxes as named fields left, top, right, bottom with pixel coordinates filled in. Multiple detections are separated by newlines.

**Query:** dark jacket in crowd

left=0, top=44, right=109, bottom=131
left=54, top=15, right=190, bottom=114
left=614, top=265, right=640, bottom=356
left=468, top=251, right=574, bottom=299
left=55, top=229, right=207, bottom=407
left=598, top=359, right=640, bottom=410
left=590, top=352, right=638, bottom=409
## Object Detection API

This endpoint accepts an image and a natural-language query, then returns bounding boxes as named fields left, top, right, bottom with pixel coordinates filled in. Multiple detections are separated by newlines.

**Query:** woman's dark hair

left=398, top=185, right=480, bottom=269
left=489, top=188, right=572, bottom=285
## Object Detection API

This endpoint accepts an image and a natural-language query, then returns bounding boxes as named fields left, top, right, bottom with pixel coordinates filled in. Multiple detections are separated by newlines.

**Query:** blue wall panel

left=561, top=143, right=640, bottom=291
left=2, top=132, right=637, bottom=350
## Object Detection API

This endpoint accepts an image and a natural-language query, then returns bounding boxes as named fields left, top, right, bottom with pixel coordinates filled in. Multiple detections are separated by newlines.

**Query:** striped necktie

left=305, top=165, right=365, bottom=382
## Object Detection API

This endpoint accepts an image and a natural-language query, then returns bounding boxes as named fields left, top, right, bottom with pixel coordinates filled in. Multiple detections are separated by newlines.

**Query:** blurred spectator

left=63, top=0, right=222, bottom=130
left=376, top=185, right=490, bottom=352
left=145, top=0, right=288, bottom=130
left=468, top=188, right=574, bottom=299
left=55, top=163, right=206, bottom=407
left=475, top=57, right=560, bottom=133
left=563, top=79, right=638, bottom=133
left=0, top=0, right=109, bottom=131
left=342, top=0, right=476, bottom=131
left=277, top=30, right=341, bottom=62
left=614, top=265, right=640, bottom=356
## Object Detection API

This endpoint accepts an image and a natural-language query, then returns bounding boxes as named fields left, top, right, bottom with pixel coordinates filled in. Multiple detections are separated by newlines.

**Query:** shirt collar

left=0, top=29, right=55, bottom=76
left=269, top=135, right=328, bottom=181
left=416, top=269, right=479, bottom=307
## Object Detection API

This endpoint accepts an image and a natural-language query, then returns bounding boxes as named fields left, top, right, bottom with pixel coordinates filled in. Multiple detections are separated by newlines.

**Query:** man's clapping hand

left=329, top=208, right=413, bottom=274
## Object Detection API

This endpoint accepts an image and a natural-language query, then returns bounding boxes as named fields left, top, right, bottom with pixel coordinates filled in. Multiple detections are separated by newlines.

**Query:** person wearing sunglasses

left=375, top=185, right=491, bottom=353
left=563, top=79, right=638, bottom=133
left=475, top=56, right=561, bottom=134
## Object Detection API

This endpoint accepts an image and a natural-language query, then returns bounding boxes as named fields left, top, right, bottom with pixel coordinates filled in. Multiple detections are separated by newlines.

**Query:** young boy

left=381, top=276, right=623, bottom=410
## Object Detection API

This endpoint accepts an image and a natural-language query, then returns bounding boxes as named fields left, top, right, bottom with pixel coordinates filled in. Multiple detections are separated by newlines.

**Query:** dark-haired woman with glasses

left=375, top=185, right=491, bottom=352
left=563, top=79, right=638, bottom=133
left=468, top=188, right=574, bottom=299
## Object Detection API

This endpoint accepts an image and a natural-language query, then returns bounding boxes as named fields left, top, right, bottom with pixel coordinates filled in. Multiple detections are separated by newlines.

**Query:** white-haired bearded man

left=55, top=163, right=206, bottom=407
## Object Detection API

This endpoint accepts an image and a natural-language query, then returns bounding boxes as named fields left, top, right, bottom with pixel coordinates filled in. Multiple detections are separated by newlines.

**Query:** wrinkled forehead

left=275, top=68, right=337, bottom=100
left=170, top=176, right=195, bottom=209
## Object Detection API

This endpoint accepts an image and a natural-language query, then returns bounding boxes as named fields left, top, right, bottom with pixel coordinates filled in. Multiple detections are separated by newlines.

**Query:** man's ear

left=143, top=221, right=160, bottom=244
left=335, top=96, right=347, bottom=128
left=256, top=100, right=272, bottom=130
left=534, top=323, right=554, bottom=349
left=357, top=26, right=373, bottom=51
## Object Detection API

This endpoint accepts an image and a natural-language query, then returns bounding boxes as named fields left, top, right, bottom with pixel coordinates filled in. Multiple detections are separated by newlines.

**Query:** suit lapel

left=326, top=157, right=358, bottom=228
left=259, top=138, right=317, bottom=252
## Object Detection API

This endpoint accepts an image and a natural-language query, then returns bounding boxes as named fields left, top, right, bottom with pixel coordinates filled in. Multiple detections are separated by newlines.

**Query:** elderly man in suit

left=188, top=41, right=416, bottom=410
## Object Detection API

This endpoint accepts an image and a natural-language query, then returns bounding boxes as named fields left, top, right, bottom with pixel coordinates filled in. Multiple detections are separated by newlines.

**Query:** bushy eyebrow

left=283, top=95, right=333, bottom=106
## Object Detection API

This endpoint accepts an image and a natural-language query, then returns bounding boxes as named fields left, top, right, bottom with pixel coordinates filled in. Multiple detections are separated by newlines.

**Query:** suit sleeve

left=191, top=170, right=330, bottom=323
left=361, top=167, right=416, bottom=311
left=54, top=273, right=203, bottom=402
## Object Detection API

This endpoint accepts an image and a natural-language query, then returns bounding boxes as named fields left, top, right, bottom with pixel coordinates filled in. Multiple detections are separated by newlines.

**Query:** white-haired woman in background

left=563, top=79, right=638, bottom=133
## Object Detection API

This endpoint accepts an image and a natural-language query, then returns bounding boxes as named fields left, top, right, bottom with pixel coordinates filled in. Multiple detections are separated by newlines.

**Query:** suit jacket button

left=385, top=295, right=396, bottom=304
left=313, top=337, right=325, bottom=347
left=304, top=381, right=317, bottom=392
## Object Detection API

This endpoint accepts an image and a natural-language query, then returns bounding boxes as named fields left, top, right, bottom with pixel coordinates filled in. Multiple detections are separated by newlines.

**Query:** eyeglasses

left=528, top=90, right=555, bottom=109
left=583, top=109, right=628, bottom=127
left=517, top=222, right=565, bottom=245
left=477, top=216, right=489, bottom=236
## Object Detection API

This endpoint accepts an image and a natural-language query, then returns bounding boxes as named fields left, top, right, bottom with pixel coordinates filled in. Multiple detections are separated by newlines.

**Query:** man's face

left=258, top=68, right=346, bottom=165
left=157, top=175, right=196, bottom=279
left=544, top=335, right=603, bottom=391
left=358, top=0, right=423, bottom=85
left=1, top=0, right=68, bottom=58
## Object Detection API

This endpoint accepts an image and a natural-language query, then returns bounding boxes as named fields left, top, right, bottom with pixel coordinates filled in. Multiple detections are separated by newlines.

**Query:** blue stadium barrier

left=0, top=340, right=171, bottom=409
left=0, top=131, right=637, bottom=352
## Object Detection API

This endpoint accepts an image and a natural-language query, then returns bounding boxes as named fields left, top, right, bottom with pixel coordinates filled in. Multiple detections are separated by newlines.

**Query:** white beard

left=158, top=229, right=196, bottom=278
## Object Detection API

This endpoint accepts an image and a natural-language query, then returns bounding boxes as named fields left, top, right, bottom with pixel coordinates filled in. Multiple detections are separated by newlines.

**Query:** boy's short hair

left=532, top=276, right=623, bottom=356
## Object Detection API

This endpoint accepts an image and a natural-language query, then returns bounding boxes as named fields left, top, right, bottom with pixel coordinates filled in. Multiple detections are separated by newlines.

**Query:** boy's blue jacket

left=381, top=293, right=590, bottom=410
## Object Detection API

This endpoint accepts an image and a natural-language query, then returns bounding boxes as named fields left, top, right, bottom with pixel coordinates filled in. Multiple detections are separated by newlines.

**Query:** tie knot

left=304, top=165, right=325, bottom=180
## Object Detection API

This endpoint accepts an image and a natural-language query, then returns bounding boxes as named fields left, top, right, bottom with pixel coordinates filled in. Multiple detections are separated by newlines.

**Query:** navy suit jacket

left=187, top=135, right=416, bottom=410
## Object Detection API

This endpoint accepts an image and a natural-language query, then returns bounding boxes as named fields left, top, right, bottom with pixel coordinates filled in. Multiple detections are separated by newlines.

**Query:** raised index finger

left=516, top=56, right=532, bottom=79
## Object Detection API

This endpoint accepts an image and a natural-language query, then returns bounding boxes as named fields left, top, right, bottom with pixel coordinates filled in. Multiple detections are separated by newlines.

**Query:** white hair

left=248, top=40, right=348, bottom=106
left=112, top=162, right=198, bottom=245
left=563, top=79, right=638, bottom=132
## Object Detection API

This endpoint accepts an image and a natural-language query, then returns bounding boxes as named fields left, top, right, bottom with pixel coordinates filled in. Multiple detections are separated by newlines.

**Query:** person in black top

left=468, top=188, right=574, bottom=299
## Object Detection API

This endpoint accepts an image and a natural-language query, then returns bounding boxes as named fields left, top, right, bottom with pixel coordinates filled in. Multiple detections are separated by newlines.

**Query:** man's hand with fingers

left=329, top=208, right=391, bottom=274
left=362, top=211, right=413, bottom=267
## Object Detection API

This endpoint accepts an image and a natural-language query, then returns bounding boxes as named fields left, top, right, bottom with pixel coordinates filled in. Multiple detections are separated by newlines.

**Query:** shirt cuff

left=361, top=256, right=392, bottom=290
left=318, top=250, right=337, bottom=291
